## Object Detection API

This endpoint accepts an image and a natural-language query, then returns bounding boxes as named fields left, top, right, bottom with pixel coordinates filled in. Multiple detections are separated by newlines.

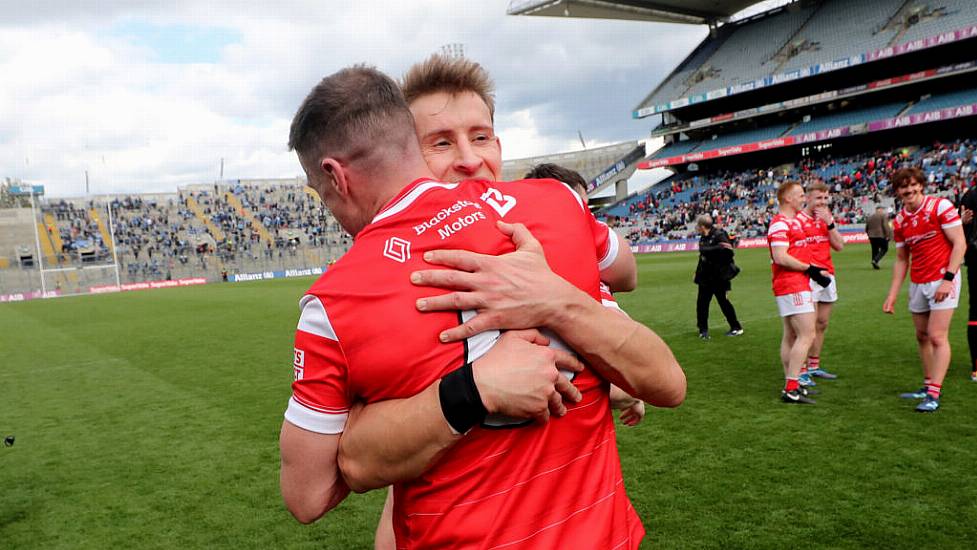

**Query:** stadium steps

left=185, top=196, right=226, bottom=242
left=88, top=208, right=115, bottom=253
left=43, top=213, right=65, bottom=252
left=223, top=192, right=274, bottom=247
left=35, top=222, right=58, bottom=265
left=880, top=0, right=914, bottom=35
left=766, top=1, right=824, bottom=75
left=303, top=186, right=321, bottom=202
left=0, top=209, right=36, bottom=269
left=884, top=0, right=919, bottom=47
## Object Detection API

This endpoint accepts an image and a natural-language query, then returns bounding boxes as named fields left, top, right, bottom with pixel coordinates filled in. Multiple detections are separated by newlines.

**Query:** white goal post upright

left=28, top=192, right=122, bottom=298
left=29, top=189, right=47, bottom=295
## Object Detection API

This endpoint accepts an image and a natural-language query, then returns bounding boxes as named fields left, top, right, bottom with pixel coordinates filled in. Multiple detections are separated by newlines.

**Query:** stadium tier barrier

left=628, top=229, right=868, bottom=254
left=643, top=89, right=977, bottom=169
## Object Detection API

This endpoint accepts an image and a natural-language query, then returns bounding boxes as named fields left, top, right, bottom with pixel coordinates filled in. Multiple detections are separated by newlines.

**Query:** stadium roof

left=507, top=0, right=768, bottom=25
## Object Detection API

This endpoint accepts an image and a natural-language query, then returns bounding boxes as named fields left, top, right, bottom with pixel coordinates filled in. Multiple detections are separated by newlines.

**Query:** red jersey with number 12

left=767, top=213, right=811, bottom=296
left=285, top=178, right=643, bottom=549
left=892, top=195, right=961, bottom=283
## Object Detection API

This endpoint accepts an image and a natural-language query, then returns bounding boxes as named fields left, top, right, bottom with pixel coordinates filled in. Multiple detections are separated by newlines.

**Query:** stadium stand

left=633, top=0, right=977, bottom=116
left=908, top=86, right=977, bottom=114
left=896, top=0, right=977, bottom=44
left=501, top=140, right=644, bottom=204
left=602, top=138, right=977, bottom=245
left=787, top=101, right=909, bottom=135
left=0, top=180, right=353, bottom=296
left=680, top=4, right=816, bottom=97
left=774, top=0, right=905, bottom=75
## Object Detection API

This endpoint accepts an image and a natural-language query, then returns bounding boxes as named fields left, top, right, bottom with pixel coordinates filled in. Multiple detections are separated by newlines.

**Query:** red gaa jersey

left=893, top=195, right=961, bottom=283
left=796, top=210, right=834, bottom=275
left=286, top=178, right=643, bottom=549
left=767, top=213, right=812, bottom=296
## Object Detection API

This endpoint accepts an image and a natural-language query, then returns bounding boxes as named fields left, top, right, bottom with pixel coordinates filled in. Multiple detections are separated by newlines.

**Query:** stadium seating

left=682, top=5, right=815, bottom=98
left=788, top=101, right=909, bottom=134
left=640, top=0, right=977, bottom=112
left=776, top=0, right=904, bottom=74
left=0, top=181, right=353, bottom=296
left=908, top=86, right=977, bottom=114
left=603, top=139, right=977, bottom=245
left=700, top=124, right=791, bottom=149
left=897, top=0, right=977, bottom=44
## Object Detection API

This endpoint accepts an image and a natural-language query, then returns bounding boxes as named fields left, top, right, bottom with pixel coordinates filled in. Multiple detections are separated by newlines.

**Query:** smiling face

left=896, top=177, right=924, bottom=210
left=806, top=189, right=829, bottom=212
left=409, top=91, right=502, bottom=183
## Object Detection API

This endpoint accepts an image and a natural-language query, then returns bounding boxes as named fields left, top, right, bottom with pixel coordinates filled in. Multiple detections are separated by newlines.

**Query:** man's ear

left=321, top=158, right=350, bottom=197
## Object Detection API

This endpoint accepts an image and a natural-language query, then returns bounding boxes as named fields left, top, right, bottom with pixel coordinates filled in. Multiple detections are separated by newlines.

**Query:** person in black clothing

left=956, top=180, right=977, bottom=382
left=694, top=215, right=743, bottom=339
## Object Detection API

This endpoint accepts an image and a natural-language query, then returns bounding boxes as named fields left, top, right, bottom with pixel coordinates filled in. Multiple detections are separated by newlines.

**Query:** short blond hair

left=806, top=181, right=829, bottom=193
left=401, top=54, right=495, bottom=118
left=776, top=180, right=802, bottom=203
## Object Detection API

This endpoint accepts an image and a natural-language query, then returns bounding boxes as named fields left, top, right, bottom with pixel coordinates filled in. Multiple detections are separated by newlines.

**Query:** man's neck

left=780, top=205, right=798, bottom=218
left=360, top=158, right=438, bottom=228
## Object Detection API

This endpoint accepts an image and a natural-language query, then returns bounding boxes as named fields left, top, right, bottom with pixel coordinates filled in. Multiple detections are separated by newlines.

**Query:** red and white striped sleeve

left=937, top=198, right=961, bottom=229
left=892, top=215, right=905, bottom=248
left=284, top=294, right=350, bottom=434
left=767, top=219, right=790, bottom=247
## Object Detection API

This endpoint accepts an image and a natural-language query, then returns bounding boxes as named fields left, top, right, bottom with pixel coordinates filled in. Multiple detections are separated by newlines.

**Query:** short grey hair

left=696, top=214, right=713, bottom=229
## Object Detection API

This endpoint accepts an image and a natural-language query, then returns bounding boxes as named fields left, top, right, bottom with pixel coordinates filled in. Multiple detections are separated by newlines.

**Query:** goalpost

left=29, top=191, right=122, bottom=298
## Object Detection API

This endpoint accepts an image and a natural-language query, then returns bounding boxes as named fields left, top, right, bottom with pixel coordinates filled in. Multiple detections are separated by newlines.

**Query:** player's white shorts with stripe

left=908, top=275, right=961, bottom=313
left=809, top=274, right=838, bottom=303
left=776, top=291, right=815, bottom=317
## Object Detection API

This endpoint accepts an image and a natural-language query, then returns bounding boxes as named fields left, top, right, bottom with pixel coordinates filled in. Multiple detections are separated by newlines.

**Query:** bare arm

left=934, top=223, right=966, bottom=303
left=279, top=421, right=350, bottom=524
left=770, top=245, right=811, bottom=271
left=828, top=225, right=845, bottom=251
left=883, top=246, right=909, bottom=314
left=337, top=329, right=584, bottom=492
left=413, top=221, right=685, bottom=407
left=600, top=231, right=638, bottom=292
left=815, top=207, right=844, bottom=251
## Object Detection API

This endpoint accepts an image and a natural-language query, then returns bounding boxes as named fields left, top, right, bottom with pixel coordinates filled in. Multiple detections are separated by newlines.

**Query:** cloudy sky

left=1, top=0, right=787, bottom=198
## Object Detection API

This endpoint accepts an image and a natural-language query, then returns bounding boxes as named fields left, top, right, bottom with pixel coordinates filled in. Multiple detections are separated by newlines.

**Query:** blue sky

left=108, top=19, right=241, bottom=64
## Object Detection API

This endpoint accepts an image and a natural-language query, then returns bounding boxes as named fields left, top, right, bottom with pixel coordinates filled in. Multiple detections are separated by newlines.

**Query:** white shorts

left=809, top=274, right=838, bottom=303
left=908, top=275, right=961, bottom=313
left=776, top=291, right=816, bottom=317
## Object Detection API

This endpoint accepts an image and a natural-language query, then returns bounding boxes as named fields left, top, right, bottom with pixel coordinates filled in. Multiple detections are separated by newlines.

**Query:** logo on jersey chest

left=412, top=200, right=482, bottom=236
left=383, top=237, right=412, bottom=263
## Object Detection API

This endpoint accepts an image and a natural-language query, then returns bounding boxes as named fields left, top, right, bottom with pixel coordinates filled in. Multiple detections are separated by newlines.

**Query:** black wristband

left=827, top=223, right=836, bottom=230
left=943, top=271, right=956, bottom=281
left=439, top=363, right=488, bottom=434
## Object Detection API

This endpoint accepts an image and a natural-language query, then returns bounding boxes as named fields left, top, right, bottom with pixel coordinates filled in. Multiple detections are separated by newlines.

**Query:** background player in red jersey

left=796, top=181, right=845, bottom=383
left=883, top=167, right=966, bottom=412
left=522, top=162, right=646, bottom=425
left=768, top=181, right=831, bottom=404
left=279, top=66, right=685, bottom=548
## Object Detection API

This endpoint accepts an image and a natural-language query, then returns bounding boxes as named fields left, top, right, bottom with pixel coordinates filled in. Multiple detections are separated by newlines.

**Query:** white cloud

left=1, top=1, right=706, bottom=197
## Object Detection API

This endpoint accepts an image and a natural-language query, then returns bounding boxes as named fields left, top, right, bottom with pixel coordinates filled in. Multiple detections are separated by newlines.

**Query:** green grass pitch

left=3, top=243, right=977, bottom=549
